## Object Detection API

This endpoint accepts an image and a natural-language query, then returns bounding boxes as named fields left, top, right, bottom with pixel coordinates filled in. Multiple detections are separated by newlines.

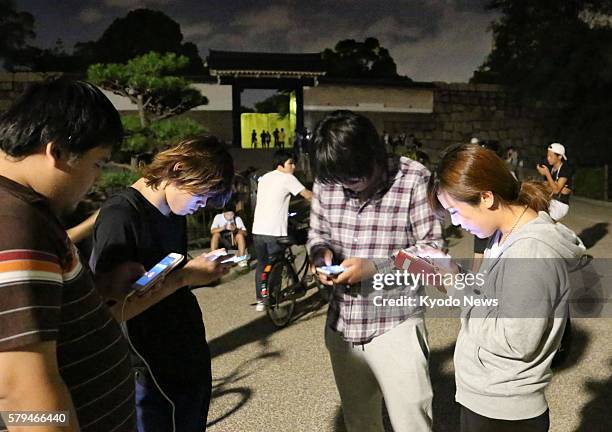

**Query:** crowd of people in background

left=251, top=127, right=287, bottom=149
left=0, top=78, right=586, bottom=432
left=250, top=127, right=315, bottom=154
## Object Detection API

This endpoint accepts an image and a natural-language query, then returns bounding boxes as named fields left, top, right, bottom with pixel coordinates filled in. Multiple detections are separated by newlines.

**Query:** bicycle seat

left=276, top=236, right=295, bottom=247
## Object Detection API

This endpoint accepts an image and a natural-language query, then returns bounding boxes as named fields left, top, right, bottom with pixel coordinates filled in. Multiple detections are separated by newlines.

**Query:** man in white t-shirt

left=252, top=150, right=312, bottom=311
left=210, top=205, right=248, bottom=265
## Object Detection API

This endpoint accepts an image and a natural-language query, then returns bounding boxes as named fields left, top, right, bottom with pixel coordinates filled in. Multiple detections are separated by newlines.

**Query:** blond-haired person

left=90, top=136, right=234, bottom=432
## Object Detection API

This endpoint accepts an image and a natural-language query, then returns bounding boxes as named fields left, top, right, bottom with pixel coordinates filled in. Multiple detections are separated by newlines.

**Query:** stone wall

left=306, top=83, right=555, bottom=163
left=429, top=83, right=554, bottom=160
left=181, top=110, right=233, bottom=143
left=304, top=83, right=433, bottom=112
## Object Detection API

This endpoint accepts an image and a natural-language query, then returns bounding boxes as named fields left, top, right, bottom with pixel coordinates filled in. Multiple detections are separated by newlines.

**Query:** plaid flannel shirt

left=307, top=156, right=444, bottom=344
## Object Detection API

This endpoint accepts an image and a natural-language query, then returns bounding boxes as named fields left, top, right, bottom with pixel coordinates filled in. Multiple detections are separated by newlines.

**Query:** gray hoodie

left=447, top=211, right=585, bottom=420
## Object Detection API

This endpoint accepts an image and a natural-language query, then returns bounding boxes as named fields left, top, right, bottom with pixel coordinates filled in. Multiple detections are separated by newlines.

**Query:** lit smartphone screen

left=133, top=255, right=178, bottom=289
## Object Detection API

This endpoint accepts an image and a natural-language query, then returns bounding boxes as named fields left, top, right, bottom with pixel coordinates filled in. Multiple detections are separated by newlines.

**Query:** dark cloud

left=454, top=0, right=491, bottom=13
left=15, top=0, right=497, bottom=82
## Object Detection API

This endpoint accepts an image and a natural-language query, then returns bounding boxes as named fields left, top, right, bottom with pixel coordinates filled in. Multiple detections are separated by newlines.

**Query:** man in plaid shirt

left=307, top=111, right=443, bottom=432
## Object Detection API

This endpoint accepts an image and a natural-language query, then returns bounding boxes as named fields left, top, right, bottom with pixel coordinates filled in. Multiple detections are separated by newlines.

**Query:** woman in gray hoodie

left=423, top=143, right=585, bottom=432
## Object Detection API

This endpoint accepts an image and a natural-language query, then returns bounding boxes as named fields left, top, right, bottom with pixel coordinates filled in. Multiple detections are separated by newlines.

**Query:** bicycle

left=260, top=216, right=329, bottom=327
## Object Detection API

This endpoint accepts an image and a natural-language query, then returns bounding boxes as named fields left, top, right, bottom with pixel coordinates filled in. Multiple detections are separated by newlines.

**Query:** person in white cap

left=536, top=142, right=575, bottom=359
left=537, top=142, right=573, bottom=213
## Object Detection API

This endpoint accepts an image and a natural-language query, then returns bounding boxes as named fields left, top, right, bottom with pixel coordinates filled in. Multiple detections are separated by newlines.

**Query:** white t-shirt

left=211, top=213, right=246, bottom=231
left=252, top=170, right=305, bottom=236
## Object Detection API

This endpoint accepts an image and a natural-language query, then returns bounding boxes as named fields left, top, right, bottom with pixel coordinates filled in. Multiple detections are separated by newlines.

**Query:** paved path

left=195, top=198, right=612, bottom=431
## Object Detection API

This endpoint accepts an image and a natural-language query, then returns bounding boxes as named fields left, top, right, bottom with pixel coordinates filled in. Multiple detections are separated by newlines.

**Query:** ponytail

left=431, top=144, right=554, bottom=215
left=514, top=180, right=551, bottom=213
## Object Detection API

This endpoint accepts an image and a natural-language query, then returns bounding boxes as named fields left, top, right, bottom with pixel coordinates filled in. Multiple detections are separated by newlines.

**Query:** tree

left=75, top=9, right=205, bottom=74
left=473, top=1, right=612, bottom=90
left=120, top=115, right=206, bottom=155
left=4, top=7, right=206, bottom=74
left=88, top=52, right=208, bottom=128
left=255, top=92, right=290, bottom=117
left=1, top=2, right=90, bottom=72
left=322, top=37, right=404, bottom=79
left=88, top=52, right=208, bottom=160
left=473, top=0, right=612, bottom=164
left=0, top=0, right=35, bottom=69
left=10, top=38, right=82, bottom=72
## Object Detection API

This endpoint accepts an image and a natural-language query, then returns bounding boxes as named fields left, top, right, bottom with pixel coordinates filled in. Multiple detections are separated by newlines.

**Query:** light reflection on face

left=437, top=190, right=497, bottom=239
left=165, top=184, right=212, bottom=216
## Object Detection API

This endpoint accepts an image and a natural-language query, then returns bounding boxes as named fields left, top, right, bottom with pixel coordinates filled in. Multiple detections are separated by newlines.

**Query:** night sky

left=15, top=0, right=498, bottom=83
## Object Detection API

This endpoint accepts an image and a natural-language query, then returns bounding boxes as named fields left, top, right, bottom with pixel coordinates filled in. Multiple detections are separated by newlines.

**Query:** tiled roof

left=207, top=50, right=325, bottom=76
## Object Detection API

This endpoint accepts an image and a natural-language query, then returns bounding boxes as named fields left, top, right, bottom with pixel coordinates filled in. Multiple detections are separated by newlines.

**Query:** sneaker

left=238, top=260, right=249, bottom=268
left=255, top=301, right=267, bottom=312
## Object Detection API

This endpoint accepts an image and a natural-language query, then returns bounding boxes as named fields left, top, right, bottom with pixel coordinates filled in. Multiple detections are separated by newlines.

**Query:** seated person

left=211, top=204, right=248, bottom=265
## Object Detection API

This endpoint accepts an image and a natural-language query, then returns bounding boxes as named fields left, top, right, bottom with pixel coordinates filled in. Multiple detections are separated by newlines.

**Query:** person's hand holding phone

left=205, top=248, right=228, bottom=261
left=333, top=257, right=377, bottom=285
left=182, top=254, right=230, bottom=287
left=536, top=164, right=550, bottom=176
left=95, top=261, right=147, bottom=303
left=310, top=247, right=334, bottom=286
left=414, top=246, right=455, bottom=269
left=221, top=255, right=249, bottom=266
left=414, top=246, right=458, bottom=293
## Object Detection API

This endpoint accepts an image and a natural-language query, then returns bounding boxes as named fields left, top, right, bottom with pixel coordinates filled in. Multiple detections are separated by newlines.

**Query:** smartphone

left=316, top=265, right=346, bottom=276
left=394, top=250, right=437, bottom=275
left=221, top=255, right=248, bottom=265
left=207, top=250, right=229, bottom=261
left=130, top=253, right=184, bottom=296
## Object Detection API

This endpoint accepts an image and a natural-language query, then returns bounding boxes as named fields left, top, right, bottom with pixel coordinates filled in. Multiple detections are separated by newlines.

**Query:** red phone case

left=394, top=250, right=437, bottom=275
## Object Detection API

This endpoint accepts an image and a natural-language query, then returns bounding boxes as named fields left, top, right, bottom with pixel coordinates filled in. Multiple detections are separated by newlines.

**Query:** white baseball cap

left=548, top=142, right=567, bottom=160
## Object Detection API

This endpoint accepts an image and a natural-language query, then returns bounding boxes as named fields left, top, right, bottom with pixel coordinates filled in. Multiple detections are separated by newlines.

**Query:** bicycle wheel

left=315, top=280, right=332, bottom=303
left=267, top=261, right=298, bottom=327
left=300, top=251, right=331, bottom=303
left=300, top=266, right=331, bottom=303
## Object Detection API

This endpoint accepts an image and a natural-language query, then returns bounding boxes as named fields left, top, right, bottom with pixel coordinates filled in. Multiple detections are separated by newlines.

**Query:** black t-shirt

left=551, top=163, right=573, bottom=204
left=473, top=235, right=490, bottom=254
left=90, top=187, right=209, bottom=391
